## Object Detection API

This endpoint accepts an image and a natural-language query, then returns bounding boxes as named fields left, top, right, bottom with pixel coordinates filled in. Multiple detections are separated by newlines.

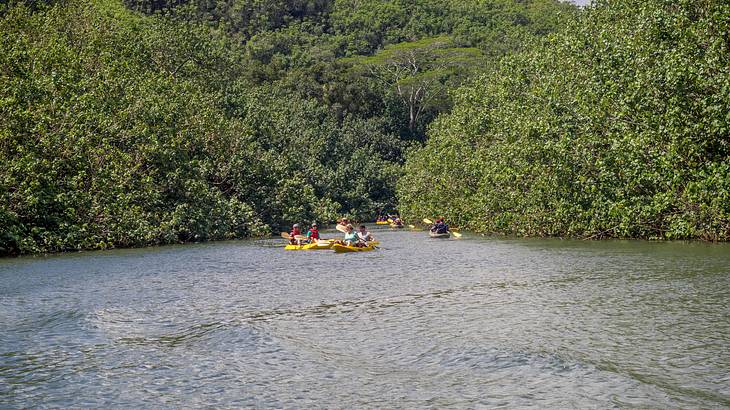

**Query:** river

left=1, top=227, right=729, bottom=408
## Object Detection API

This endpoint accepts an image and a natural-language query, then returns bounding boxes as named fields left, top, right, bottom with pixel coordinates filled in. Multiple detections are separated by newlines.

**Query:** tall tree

left=349, top=36, right=485, bottom=135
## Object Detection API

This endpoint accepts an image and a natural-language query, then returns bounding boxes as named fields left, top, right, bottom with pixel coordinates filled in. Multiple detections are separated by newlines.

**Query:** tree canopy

left=346, top=36, right=486, bottom=135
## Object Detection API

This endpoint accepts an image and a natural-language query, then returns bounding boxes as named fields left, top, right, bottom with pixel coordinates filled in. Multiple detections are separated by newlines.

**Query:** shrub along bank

left=398, top=0, right=730, bottom=240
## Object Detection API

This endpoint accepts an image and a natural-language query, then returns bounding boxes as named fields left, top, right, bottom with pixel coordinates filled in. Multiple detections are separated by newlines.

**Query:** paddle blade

left=336, top=224, right=347, bottom=233
left=280, top=232, right=291, bottom=239
left=451, top=231, right=462, bottom=238
left=408, top=224, right=416, bottom=229
left=294, top=235, right=308, bottom=240
left=422, top=218, right=433, bottom=224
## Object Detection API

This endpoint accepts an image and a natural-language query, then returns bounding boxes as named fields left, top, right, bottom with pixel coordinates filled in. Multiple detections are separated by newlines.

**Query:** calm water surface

left=1, top=228, right=729, bottom=408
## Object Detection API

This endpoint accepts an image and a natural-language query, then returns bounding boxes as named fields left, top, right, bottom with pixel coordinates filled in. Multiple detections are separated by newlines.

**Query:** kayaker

left=357, top=225, right=374, bottom=242
left=290, top=223, right=303, bottom=245
left=343, top=224, right=361, bottom=247
left=431, top=218, right=449, bottom=234
left=306, top=223, right=320, bottom=243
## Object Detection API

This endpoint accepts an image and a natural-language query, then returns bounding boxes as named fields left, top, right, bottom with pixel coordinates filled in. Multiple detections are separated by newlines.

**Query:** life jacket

left=308, top=229, right=319, bottom=239
left=291, top=228, right=301, bottom=237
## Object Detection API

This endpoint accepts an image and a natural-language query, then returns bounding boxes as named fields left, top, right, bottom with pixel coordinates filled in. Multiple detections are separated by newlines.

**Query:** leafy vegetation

left=0, top=0, right=572, bottom=255
left=399, top=0, right=730, bottom=240
left=346, top=36, right=486, bottom=136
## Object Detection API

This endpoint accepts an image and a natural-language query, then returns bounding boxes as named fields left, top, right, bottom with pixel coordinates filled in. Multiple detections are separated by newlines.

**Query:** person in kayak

left=290, top=223, right=303, bottom=245
left=342, top=224, right=362, bottom=247
left=306, top=223, right=320, bottom=243
left=357, top=225, right=374, bottom=243
left=431, top=218, right=449, bottom=234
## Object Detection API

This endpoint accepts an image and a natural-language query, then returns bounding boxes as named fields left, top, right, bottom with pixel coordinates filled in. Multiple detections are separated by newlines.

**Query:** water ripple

left=0, top=232, right=728, bottom=408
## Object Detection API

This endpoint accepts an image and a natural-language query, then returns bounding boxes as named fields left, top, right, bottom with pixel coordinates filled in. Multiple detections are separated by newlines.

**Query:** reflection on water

left=1, top=229, right=729, bottom=407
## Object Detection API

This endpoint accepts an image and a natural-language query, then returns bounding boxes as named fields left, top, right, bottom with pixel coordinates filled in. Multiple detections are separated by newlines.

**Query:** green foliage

left=123, top=0, right=332, bottom=39
left=0, top=0, right=577, bottom=255
left=346, top=36, right=487, bottom=137
left=398, top=0, right=730, bottom=241
left=330, top=0, right=576, bottom=56
left=0, top=0, right=405, bottom=255
left=0, top=0, right=271, bottom=254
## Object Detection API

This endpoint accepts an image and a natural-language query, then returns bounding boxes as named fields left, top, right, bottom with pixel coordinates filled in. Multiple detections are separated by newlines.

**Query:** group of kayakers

left=289, top=218, right=376, bottom=248
left=288, top=222, right=321, bottom=245
left=341, top=224, right=375, bottom=247
left=375, top=214, right=404, bottom=227
left=287, top=216, right=453, bottom=248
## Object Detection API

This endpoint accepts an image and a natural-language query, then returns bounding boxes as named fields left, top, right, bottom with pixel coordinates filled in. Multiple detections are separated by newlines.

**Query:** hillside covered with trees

left=0, top=0, right=575, bottom=255
left=398, top=0, right=729, bottom=240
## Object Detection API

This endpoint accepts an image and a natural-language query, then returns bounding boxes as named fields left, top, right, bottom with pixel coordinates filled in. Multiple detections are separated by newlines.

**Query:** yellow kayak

left=286, top=240, right=379, bottom=251
left=375, top=221, right=389, bottom=225
left=284, top=240, right=334, bottom=250
left=332, top=244, right=377, bottom=253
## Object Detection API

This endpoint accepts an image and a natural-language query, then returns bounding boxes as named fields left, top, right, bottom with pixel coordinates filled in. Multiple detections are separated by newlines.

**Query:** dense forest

left=399, top=0, right=729, bottom=240
left=0, top=0, right=727, bottom=256
left=0, top=0, right=574, bottom=255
